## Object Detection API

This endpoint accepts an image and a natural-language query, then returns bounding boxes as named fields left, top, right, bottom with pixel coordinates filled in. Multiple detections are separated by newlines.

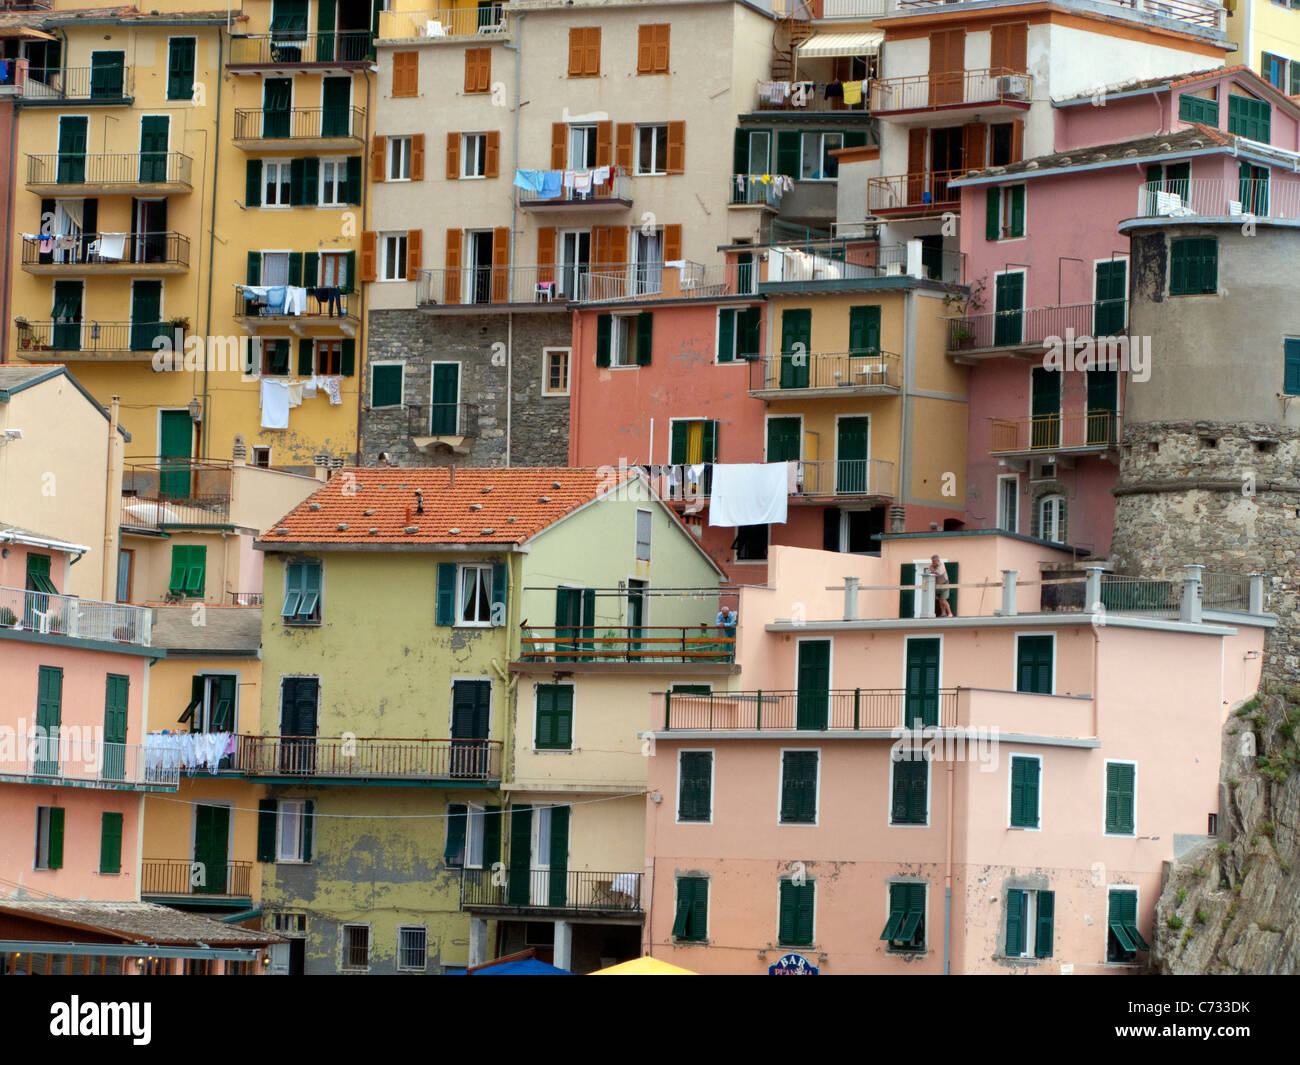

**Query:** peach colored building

left=643, top=533, right=1270, bottom=973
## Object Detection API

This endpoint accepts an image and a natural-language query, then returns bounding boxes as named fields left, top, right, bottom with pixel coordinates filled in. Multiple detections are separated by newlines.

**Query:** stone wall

left=361, top=309, right=571, bottom=469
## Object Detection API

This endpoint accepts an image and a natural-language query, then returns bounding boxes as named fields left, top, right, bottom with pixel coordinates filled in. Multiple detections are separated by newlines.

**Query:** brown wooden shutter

left=1011, top=119, right=1024, bottom=163
left=585, top=27, right=601, bottom=76
left=654, top=25, right=670, bottom=73
left=663, top=223, right=682, bottom=262
left=666, top=121, right=685, bottom=174
left=485, top=131, right=500, bottom=178
left=360, top=231, right=377, bottom=282
left=393, top=52, right=418, bottom=97
left=568, top=28, right=584, bottom=76
left=445, top=229, right=462, bottom=304
left=446, top=132, right=460, bottom=180
left=961, top=123, right=986, bottom=172
left=608, top=225, right=628, bottom=270
left=491, top=226, right=510, bottom=302
left=1007, top=24, right=1027, bottom=73
left=371, top=135, right=386, bottom=183
left=595, top=121, right=612, bottom=168
left=989, top=26, right=1007, bottom=73
left=615, top=123, right=634, bottom=171
left=637, top=25, right=653, bottom=74
left=591, top=226, right=611, bottom=270
left=551, top=123, right=567, bottom=170
left=407, top=229, right=422, bottom=279
left=537, top=227, right=556, bottom=284
left=465, top=49, right=489, bottom=93
left=411, top=134, right=425, bottom=181
left=907, top=128, right=927, bottom=202
left=928, top=29, right=965, bottom=106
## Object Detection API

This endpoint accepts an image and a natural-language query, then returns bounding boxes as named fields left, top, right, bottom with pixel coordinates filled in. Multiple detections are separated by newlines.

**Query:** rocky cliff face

left=1152, top=686, right=1300, bottom=974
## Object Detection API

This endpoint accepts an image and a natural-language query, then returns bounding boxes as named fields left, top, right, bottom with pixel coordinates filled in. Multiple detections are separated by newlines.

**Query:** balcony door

left=429, top=362, right=460, bottom=435
left=993, top=270, right=1024, bottom=347
left=133, top=197, right=167, bottom=263
left=1093, top=259, right=1126, bottom=336
left=321, top=77, right=351, bottom=137
left=795, top=639, right=830, bottom=730
left=557, top=229, right=590, bottom=298
left=102, top=674, right=128, bottom=781
left=904, top=637, right=941, bottom=728
left=139, top=115, right=169, bottom=183
left=450, top=678, right=491, bottom=778
left=158, top=409, right=194, bottom=498
left=506, top=803, right=569, bottom=907
left=766, top=416, right=801, bottom=464
left=56, top=116, right=87, bottom=185
left=193, top=803, right=230, bottom=895
left=836, top=416, right=869, bottom=494
left=779, top=308, right=810, bottom=389
left=51, top=279, right=83, bottom=351
left=129, top=279, right=163, bottom=352
left=90, top=50, right=125, bottom=99
left=465, top=230, right=494, bottom=304
left=1030, top=366, right=1060, bottom=449
left=1087, top=368, right=1118, bottom=446
left=262, top=78, right=292, bottom=138
left=34, top=665, right=62, bottom=776
left=278, top=677, right=319, bottom=773
left=927, top=28, right=965, bottom=107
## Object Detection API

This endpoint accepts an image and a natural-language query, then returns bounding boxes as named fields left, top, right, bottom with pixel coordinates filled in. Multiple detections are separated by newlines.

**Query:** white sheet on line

left=708, top=462, right=789, bottom=527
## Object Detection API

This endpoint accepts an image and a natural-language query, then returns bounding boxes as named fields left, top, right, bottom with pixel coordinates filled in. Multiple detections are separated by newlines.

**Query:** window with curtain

left=458, top=564, right=492, bottom=624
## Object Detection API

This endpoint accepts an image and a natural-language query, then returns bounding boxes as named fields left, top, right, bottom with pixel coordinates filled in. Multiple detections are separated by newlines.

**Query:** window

left=429, top=363, right=461, bottom=435
left=1227, top=92, right=1270, bottom=141
left=260, top=251, right=290, bottom=286
left=252, top=447, right=271, bottom=468
left=166, top=37, right=196, bottom=101
left=179, top=674, right=236, bottom=733
left=637, top=24, right=670, bottom=74
left=626, top=510, right=652, bottom=564
left=890, top=755, right=928, bottom=825
left=464, top=48, right=491, bottom=94
left=1037, top=494, right=1066, bottom=544
left=568, top=27, right=600, bottom=77
left=1285, top=339, right=1300, bottom=396
left=381, top=232, right=408, bottom=281
left=168, top=545, right=206, bottom=598
left=535, top=683, right=574, bottom=750
left=717, top=306, right=761, bottom=363
left=458, top=564, right=493, bottom=625
left=392, top=51, right=418, bottom=97
left=282, top=559, right=322, bottom=624
left=261, top=160, right=292, bottom=207
left=35, top=806, right=64, bottom=870
left=1105, top=761, right=1136, bottom=836
left=1169, top=237, right=1217, bottom=295
left=1178, top=92, right=1218, bottom=126
left=800, top=132, right=843, bottom=180
left=26, top=553, right=57, bottom=595
left=398, top=927, right=427, bottom=971
left=635, top=125, right=668, bottom=175
left=388, top=136, right=412, bottom=181
left=1005, top=888, right=1054, bottom=958
left=779, top=750, right=818, bottom=824
left=986, top=184, right=1025, bottom=240
left=260, top=338, right=290, bottom=376
left=542, top=347, right=570, bottom=395
left=1015, top=634, right=1054, bottom=694
left=314, top=339, right=343, bottom=376
left=99, top=812, right=123, bottom=874
left=668, top=419, right=719, bottom=466
left=672, top=876, right=708, bottom=941
left=677, top=750, right=713, bottom=823
left=881, top=882, right=926, bottom=952
left=319, top=158, right=346, bottom=206
left=989, top=122, right=1014, bottom=167
left=320, top=251, right=349, bottom=290
left=600, top=313, right=651, bottom=368
left=261, top=798, right=314, bottom=863
left=734, top=524, right=768, bottom=562
left=996, top=474, right=1018, bottom=533
left=1263, top=52, right=1287, bottom=91
left=461, top=133, right=487, bottom=178
left=1106, top=888, right=1148, bottom=962
left=341, top=924, right=370, bottom=970
left=371, top=363, right=404, bottom=408
left=568, top=124, right=598, bottom=169
left=778, top=879, right=815, bottom=947
left=1009, top=755, right=1041, bottom=829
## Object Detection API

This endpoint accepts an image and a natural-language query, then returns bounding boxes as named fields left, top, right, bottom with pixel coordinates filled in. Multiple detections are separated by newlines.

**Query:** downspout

left=1, top=92, right=18, bottom=362
left=504, top=16, right=524, bottom=466
left=102, top=395, right=121, bottom=601
left=506, top=312, right=513, bottom=465
left=201, top=29, right=224, bottom=458
left=900, top=286, right=917, bottom=507
left=357, top=66, right=372, bottom=465
left=944, top=756, right=954, bottom=974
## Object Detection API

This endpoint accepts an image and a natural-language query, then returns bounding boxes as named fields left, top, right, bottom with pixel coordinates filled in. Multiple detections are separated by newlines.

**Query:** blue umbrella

left=471, top=958, right=573, bottom=975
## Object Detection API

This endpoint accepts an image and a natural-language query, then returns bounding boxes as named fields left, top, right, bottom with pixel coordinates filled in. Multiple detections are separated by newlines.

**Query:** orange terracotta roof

left=256, top=466, right=635, bottom=548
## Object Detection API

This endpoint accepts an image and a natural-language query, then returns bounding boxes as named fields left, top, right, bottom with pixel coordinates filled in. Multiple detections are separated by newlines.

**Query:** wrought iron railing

left=233, top=735, right=502, bottom=781
left=576, top=261, right=758, bottom=302
left=227, top=592, right=264, bottom=606
left=228, top=31, right=373, bottom=64
left=895, top=0, right=1224, bottom=30
left=1135, top=177, right=1300, bottom=221
left=990, top=411, right=1119, bottom=454
left=753, top=79, right=868, bottom=112
left=141, top=858, right=253, bottom=896
left=20, top=231, right=189, bottom=268
left=20, top=64, right=134, bottom=101
left=379, top=5, right=509, bottom=38
left=17, top=320, right=173, bottom=354
left=868, top=169, right=964, bottom=212
left=461, top=868, right=642, bottom=910
left=947, top=300, right=1129, bottom=350
left=233, top=106, right=365, bottom=141
left=660, top=689, right=959, bottom=730
left=1200, top=572, right=1251, bottom=613
left=748, top=350, right=902, bottom=392
left=869, top=67, right=1032, bottom=112
left=730, top=174, right=786, bottom=207
left=519, top=626, right=734, bottom=664
left=417, top=265, right=574, bottom=306
left=1098, top=575, right=1178, bottom=617
left=0, top=733, right=176, bottom=787
left=122, top=457, right=233, bottom=525
left=516, top=166, right=630, bottom=205
left=404, top=402, right=480, bottom=437
left=235, top=287, right=356, bottom=319
left=798, top=458, right=896, bottom=497
left=25, top=151, right=193, bottom=187
left=0, top=586, right=152, bottom=646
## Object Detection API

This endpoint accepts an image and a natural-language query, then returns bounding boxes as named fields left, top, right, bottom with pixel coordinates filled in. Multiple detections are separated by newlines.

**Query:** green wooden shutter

left=1035, top=890, right=1055, bottom=957
left=1285, top=339, right=1300, bottom=396
left=881, top=883, right=906, bottom=940
left=298, top=339, right=314, bottom=376
left=340, top=338, right=356, bottom=376
left=1010, top=756, right=1040, bottom=828
left=48, top=807, right=64, bottom=869
left=1016, top=634, right=1054, bottom=694
left=553, top=685, right=573, bottom=748
left=717, top=309, right=735, bottom=362
left=780, top=751, right=818, bottom=823
left=795, top=639, right=830, bottom=730
left=247, top=251, right=261, bottom=285
left=483, top=805, right=502, bottom=869
left=169, top=545, right=188, bottom=595
left=288, top=250, right=303, bottom=285
left=435, top=563, right=457, bottom=625
left=548, top=806, right=569, bottom=907
left=246, top=160, right=262, bottom=207
left=304, top=158, right=320, bottom=206
left=672, top=880, right=694, bottom=938
left=899, top=562, right=914, bottom=618
left=636, top=312, right=653, bottom=365
left=281, top=560, right=303, bottom=619
left=986, top=187, right=1000, bottom=240
left=775, top=130, right=800, bottom=176
left=733, top=128, right=748, bottom=175
left=702, top=420, right=718, bottom=463
left=304, top=251, right=319, bottom=287
left=1005, top=889, right=1026, bottom=955
left=167, top=37, right=196, bottom=101
left=507, top=804, right=532, bottom=905
left=848, top=305, right=881, bottom=355
left=904, top=637, right=941, bottom=728
left=256, top=800, right=277, bottom=861
left=1008, top=185, right=1025, bottom=237
left=891, top=758, right=927, bottom=824
left=490, top=560, right=507, bottom=626
left=740, top=307, right=762, bottom=359
left=99, top=811, right=124, bottom=874
left=289, top=158, right=305, bottom=206
left=345, top=156, right=362, bottom=204
left=1106, top=763, right=1135, bottom=834
left=778, top=879, right=799, bottom=945
left=581, top=587, right=596, bottom=650
left=444, top=803, right=467, bottom=863
left=341, top=250, right=356, bottom=293
left=669, top=421, right=688, bottom=464
left=945, top=560, right=959, bottom=616
left=300, top=799, right=314, bottom=860
left=595, top=314, right=612, bottom=367
left=372, top=364, right=403, bottom=407
left=536, top=685, right=554, bottom=748
left=678, top=751, right=712, bottom=821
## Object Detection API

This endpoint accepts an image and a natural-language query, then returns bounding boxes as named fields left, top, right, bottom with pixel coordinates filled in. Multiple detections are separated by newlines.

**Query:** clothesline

left=260, top=374, right=344, bottom=429
left=145, top=731, right=235, bottom=775
left=757, top=78, right=869, bottom=106
left=514, top=166, right=613, bottom=198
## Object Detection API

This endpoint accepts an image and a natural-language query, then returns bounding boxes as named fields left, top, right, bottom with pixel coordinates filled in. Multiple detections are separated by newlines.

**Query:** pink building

left=950, top=67, right=1300, bottom=557
left=643, top=533, right=1269, bottom=973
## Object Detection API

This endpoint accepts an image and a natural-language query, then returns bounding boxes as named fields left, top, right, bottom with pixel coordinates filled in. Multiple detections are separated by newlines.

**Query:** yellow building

left=1229, top=0, right=1300, bottom=88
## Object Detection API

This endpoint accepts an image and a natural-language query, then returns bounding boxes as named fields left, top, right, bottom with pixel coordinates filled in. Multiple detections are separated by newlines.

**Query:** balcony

left=575, top=261, right=758, bottom=304
left=461, top=869, right=642, bottom=914
left=894, top=0, right=1225, bottom=33
left=748, top=350, right=902, bottom=397
left=122, top=458, right=232, bottom=530
left=141, top=859, right=253, bottom=900
left=989, top=411, right=1120, bottom=459
left=730, top=174, right=786, bottom=209
left=232, top=735, right=503, bottom=783
left=25, top=152, right=193, bottom=195
left=404, top=402, right=480, bottom=441
left=1134, top=177, right=1300, bottom=222
left=947, top=301, right=1128, bottom=359
left=378, top=5, right=509, bottom=40
left=516, top=167, right=631, bottom=210
left=416, top=265, right=572, bottom=310
left=518, top=626, right=735, bottom=666
left=868, top=169, right=962, bottom=215
left=13, top=321, right=175, bottom=363
left=819, top=0, right=891, bottom=15
left=20, top=232, right=190, bottom=274
left=232, top=107, right=365, bottom=150
left=0, top=586, right=152, bottom=647
left=651, top=458, right=895, bottom=504
left=659, top=689, right=960, bottom=731
left=752, top=79, right=869, bottom=113
left=17, top=64, right=134, bottom=104
left=0, top=734, right=178, bottom=791
left=228, top=31, right=372, bottom=69
left=234, top=287, right=358, bottom=335
left=869, top=68, right=1031, bottom=119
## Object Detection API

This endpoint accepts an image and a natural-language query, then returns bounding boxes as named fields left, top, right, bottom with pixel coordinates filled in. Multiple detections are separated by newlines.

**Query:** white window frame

left=1038, top=494, right=1066, bottom=544
left=884, top=880, right=928, bottom=954
left=1006, top=753, right=1043, bottom=831
left=567, top=123, right=597, bottom=170
left=260, top=250, right=291, bottom=287
left=192, top=672, right=240, bottom=734
left=457, top=563, right=493, bottom=626
left=733, top=522, right=769, bottom=565
left=675, top=747, right=715, bottom=825
left=1013, top=632, right=1056, bottom=695
left=251, top=446, right=272, bottom=467
left=887, top=751, right=931, bottom=828
left=370, top=361, right=405, bottom=408
left=261, top=159, right=292, bottom=207
left=996, top=473, right=1019, bottom=534
left=397, top=925, right=428, bottom=972
left=634, top=123, right=668, bottom=175
left=34, top=806, right=54, bottom=870
left=318, top=157, right=346, bottom=207
left=461, top=132, right=487, bottom=178
left=380, top=232, right=408, bottom=282
left=276, top=799, right=306, bottom=863
left=465, top=802, right=485, bottom=868
left=541, top=346, right=571, bottom=396
left=611, top=314, right=637, bottom=367
left=1103, top=759, right=1138, bottom=838
left=777, top=747, right=820, bottom=826
left=634, top=508, right=652, bottom=561
left=997, top=184, right=1027, bottom=240
left=800, top=131, right=843, bottom=181
left=1106, top=885, right=1141, bottom=964
left=1004, top=888, right=1044, bottom=958
left=388, top=135, right=412, bottom=181
left=340, top=923, right=371, bottom=971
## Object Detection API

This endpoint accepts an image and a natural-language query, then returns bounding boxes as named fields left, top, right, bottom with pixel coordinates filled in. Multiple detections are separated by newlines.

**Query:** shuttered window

left=778, top=879, right=815, bottom=947
left=637, top=24, right=670, bottom=74
left=371, top=363, right=403, bottom=408
left=166, top=37, right=196, bottom=101
left=1009, top=755, right=1040, bottom=828
left=1105, top=762, right=1136, bottom=835
left=392, top=51, right=418, bottom=97
left=535, top=684, right=574, bottom=750
left=282, top=559, right=322, bottom=624
left=1169, top=237, right=1217, bottom=295
left=36, top=806, right=65, bottom=870
left=568, top=27, right=600, bottom=77
left=168, top=544, right=206, bottom=598
left=678, top=751, right=712, bottom=822
left=779, top=750, right=818, bottom=824
left=99, top=812, right=124, bottom=874
left=1178, top=93, right=1218, bottom=126
left=1107, top=888, right=1148, bottom=961
left=672, top=876, right=708, bottom=941
left=464, top=48, right=491, bottom=94
left=1227, top=93, right=1270, bottom=141
left=890, top=756, right=928, bottom=825
left=1284, top=338, right=1300, bottom=396
left=880, top=882, right=926, bottom=951
left=1015, top=634, right=1054, bottom=694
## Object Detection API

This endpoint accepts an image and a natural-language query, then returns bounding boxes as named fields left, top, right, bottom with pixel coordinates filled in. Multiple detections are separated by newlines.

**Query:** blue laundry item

left=513, top=168, right=544, bottom=192
left=539, top=170, right=563, bottom=198
left=265, top=286, right=287, bottom=311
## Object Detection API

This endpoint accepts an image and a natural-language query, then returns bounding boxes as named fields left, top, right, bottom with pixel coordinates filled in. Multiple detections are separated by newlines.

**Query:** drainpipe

left=503, top=16, right=524, bottom=467
left=102, top=396, right=121, bottom=601
left=899, top=285, right=917, bottom=508
left=357, top=66, right=372, bottom=465
left=944, top=756, right=954, bottom=974
left=201, top=29, right=224, bottom=458
left=1, top=94, right=17, bottom=362
left=506, top=311, right=513, bottom=465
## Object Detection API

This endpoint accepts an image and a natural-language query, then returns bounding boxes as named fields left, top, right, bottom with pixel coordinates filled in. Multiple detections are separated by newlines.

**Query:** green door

left=430, top=363, right=460, bottom=434
left=1087, top=368, right=1118, bottom=445
left=35, top=665, right=63, bottom=775
left=139, top=115, right=170, bottom=183
left=795, top=639, right=830, bottom=730
left=548, top=806, right=569, bottom=907
left=159, top=409, right=193, bottom=499
left=193, top=804, right=230, bottom=895
left=903, top=637, right=941, bottom=728
left=263, top=78, right=292, bottom=138
left=848, top=305, right=881, bottom=356
left=836, top=416, right=869, bottom=494
left=51, top=280, right=82, bottom=350
left=90, top=51, right=125, bottom=99
left=993, top=272, right=1024, bottom=346
left=1240, top=161, right=1269, bottom=216
left=1030, top=367, right=1060, bottom=449
left=766, top=416, right=801, bottom=463
left=779, top=308, right=811, bottom=389
left=627, top=581, right=645, bottom=658
left=57, top=116, right=87, bottom=184
left=103, top=674, right=128, bottom=781
left=450, top=679, right=491, bottom=777
left=1093, top=260, right=1126, bottom=336
left=130, top=280, right=163, bottom=351
left=507, top=803, right=532, bottom=905
left=321, top=77, right=351, bottom=137
left=1016, top=635, right=1054, bottom=694
left=315, top=0, right=337, bottom=62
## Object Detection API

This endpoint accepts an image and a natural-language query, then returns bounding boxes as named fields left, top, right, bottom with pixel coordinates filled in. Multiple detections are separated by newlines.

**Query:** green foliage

left=1167, top=915, right=1185, bottom=930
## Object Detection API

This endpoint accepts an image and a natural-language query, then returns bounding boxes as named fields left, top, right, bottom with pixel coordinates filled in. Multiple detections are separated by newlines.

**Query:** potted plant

left=943, top=277, right=986, bottom=350
left=0, top=607, right=17, bottom=627
left=14, top=317, right=30, bottom=350
left=167, top=315, right=191, bottom=331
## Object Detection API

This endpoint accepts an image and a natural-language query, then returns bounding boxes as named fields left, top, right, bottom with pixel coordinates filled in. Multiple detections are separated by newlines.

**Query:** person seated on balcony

left=716, top=606, right=738, bottom=657
left=928, top=555, right=953, bottom=618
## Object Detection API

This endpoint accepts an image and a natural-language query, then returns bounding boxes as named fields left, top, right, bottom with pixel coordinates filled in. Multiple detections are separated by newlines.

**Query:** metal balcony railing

left=868, top=169, right=964, bottom=213
left=947, top=300, right=1129, bottom=350
left=516, top=167, right=630, bottom=206
left=820, top=0, right=891, bottom=15
left=20, top=231, right=189, bottom=268
left=896, top=0, right=1224, bottom=31
left=1135, top=177, right=1300, bottom=221
left=461, top=868, right=642, bottom=910
left=0, top=733, right=176, bottom=788
left=0, top=586, right=152, bottom=646
left=379, top=5, right=509, bottom=39
left=731, top=174, right=786, bottom=207
left=141, top=858, right=253, bottom=897
left=753, top=79, right=868, bottom=112
left=870, top=68, right=1032, bottom=112
left=228, top=31, right=372, bottom=65
left=233, top=735, right=502, bottom=781
left=660, top=689, right=960, bottom=730
left=227, top=592, right=264, bottom=606
left=25, top=151, right=193, bottom=188
left=748, top=350, right=902, bottom=393
left=233, top=106, right=365, bottom=141
left=575, top=261, right=758, bottom=303
left=417, top=265, right=574, bottom=306
left=797, top=458, right=896, bottom=497
left=16, top=320, right=172, bottom=355
left=122, top=457, right=233, bottom=526
left=1098, top=574, right=1178, bottom=617
left=989, top=411, right=1119, bottom=454
left=235, top=287, right=356, bottom=320
left=20, top=64, right=134, bottom=101
left=405, top=402, right=479, bottom=437
left=518, top=626, right=735, bottom=664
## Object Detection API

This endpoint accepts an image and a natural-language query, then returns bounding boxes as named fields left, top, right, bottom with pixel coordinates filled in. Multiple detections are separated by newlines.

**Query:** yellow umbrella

left=589, top=956, right=698, bottom=976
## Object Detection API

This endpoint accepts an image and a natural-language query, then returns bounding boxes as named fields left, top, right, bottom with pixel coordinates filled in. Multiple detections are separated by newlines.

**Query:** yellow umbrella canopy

left=589, top=956, right=698, bottom=976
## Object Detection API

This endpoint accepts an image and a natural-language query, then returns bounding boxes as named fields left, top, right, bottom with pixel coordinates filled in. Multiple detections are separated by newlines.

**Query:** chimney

left=415, top=488, right=425, bottom=515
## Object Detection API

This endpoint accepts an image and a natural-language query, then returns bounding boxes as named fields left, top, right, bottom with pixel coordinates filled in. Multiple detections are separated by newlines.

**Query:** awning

left=797, top=31, right=883, bottom=59
left=0, top=27, right=58, bottom=41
